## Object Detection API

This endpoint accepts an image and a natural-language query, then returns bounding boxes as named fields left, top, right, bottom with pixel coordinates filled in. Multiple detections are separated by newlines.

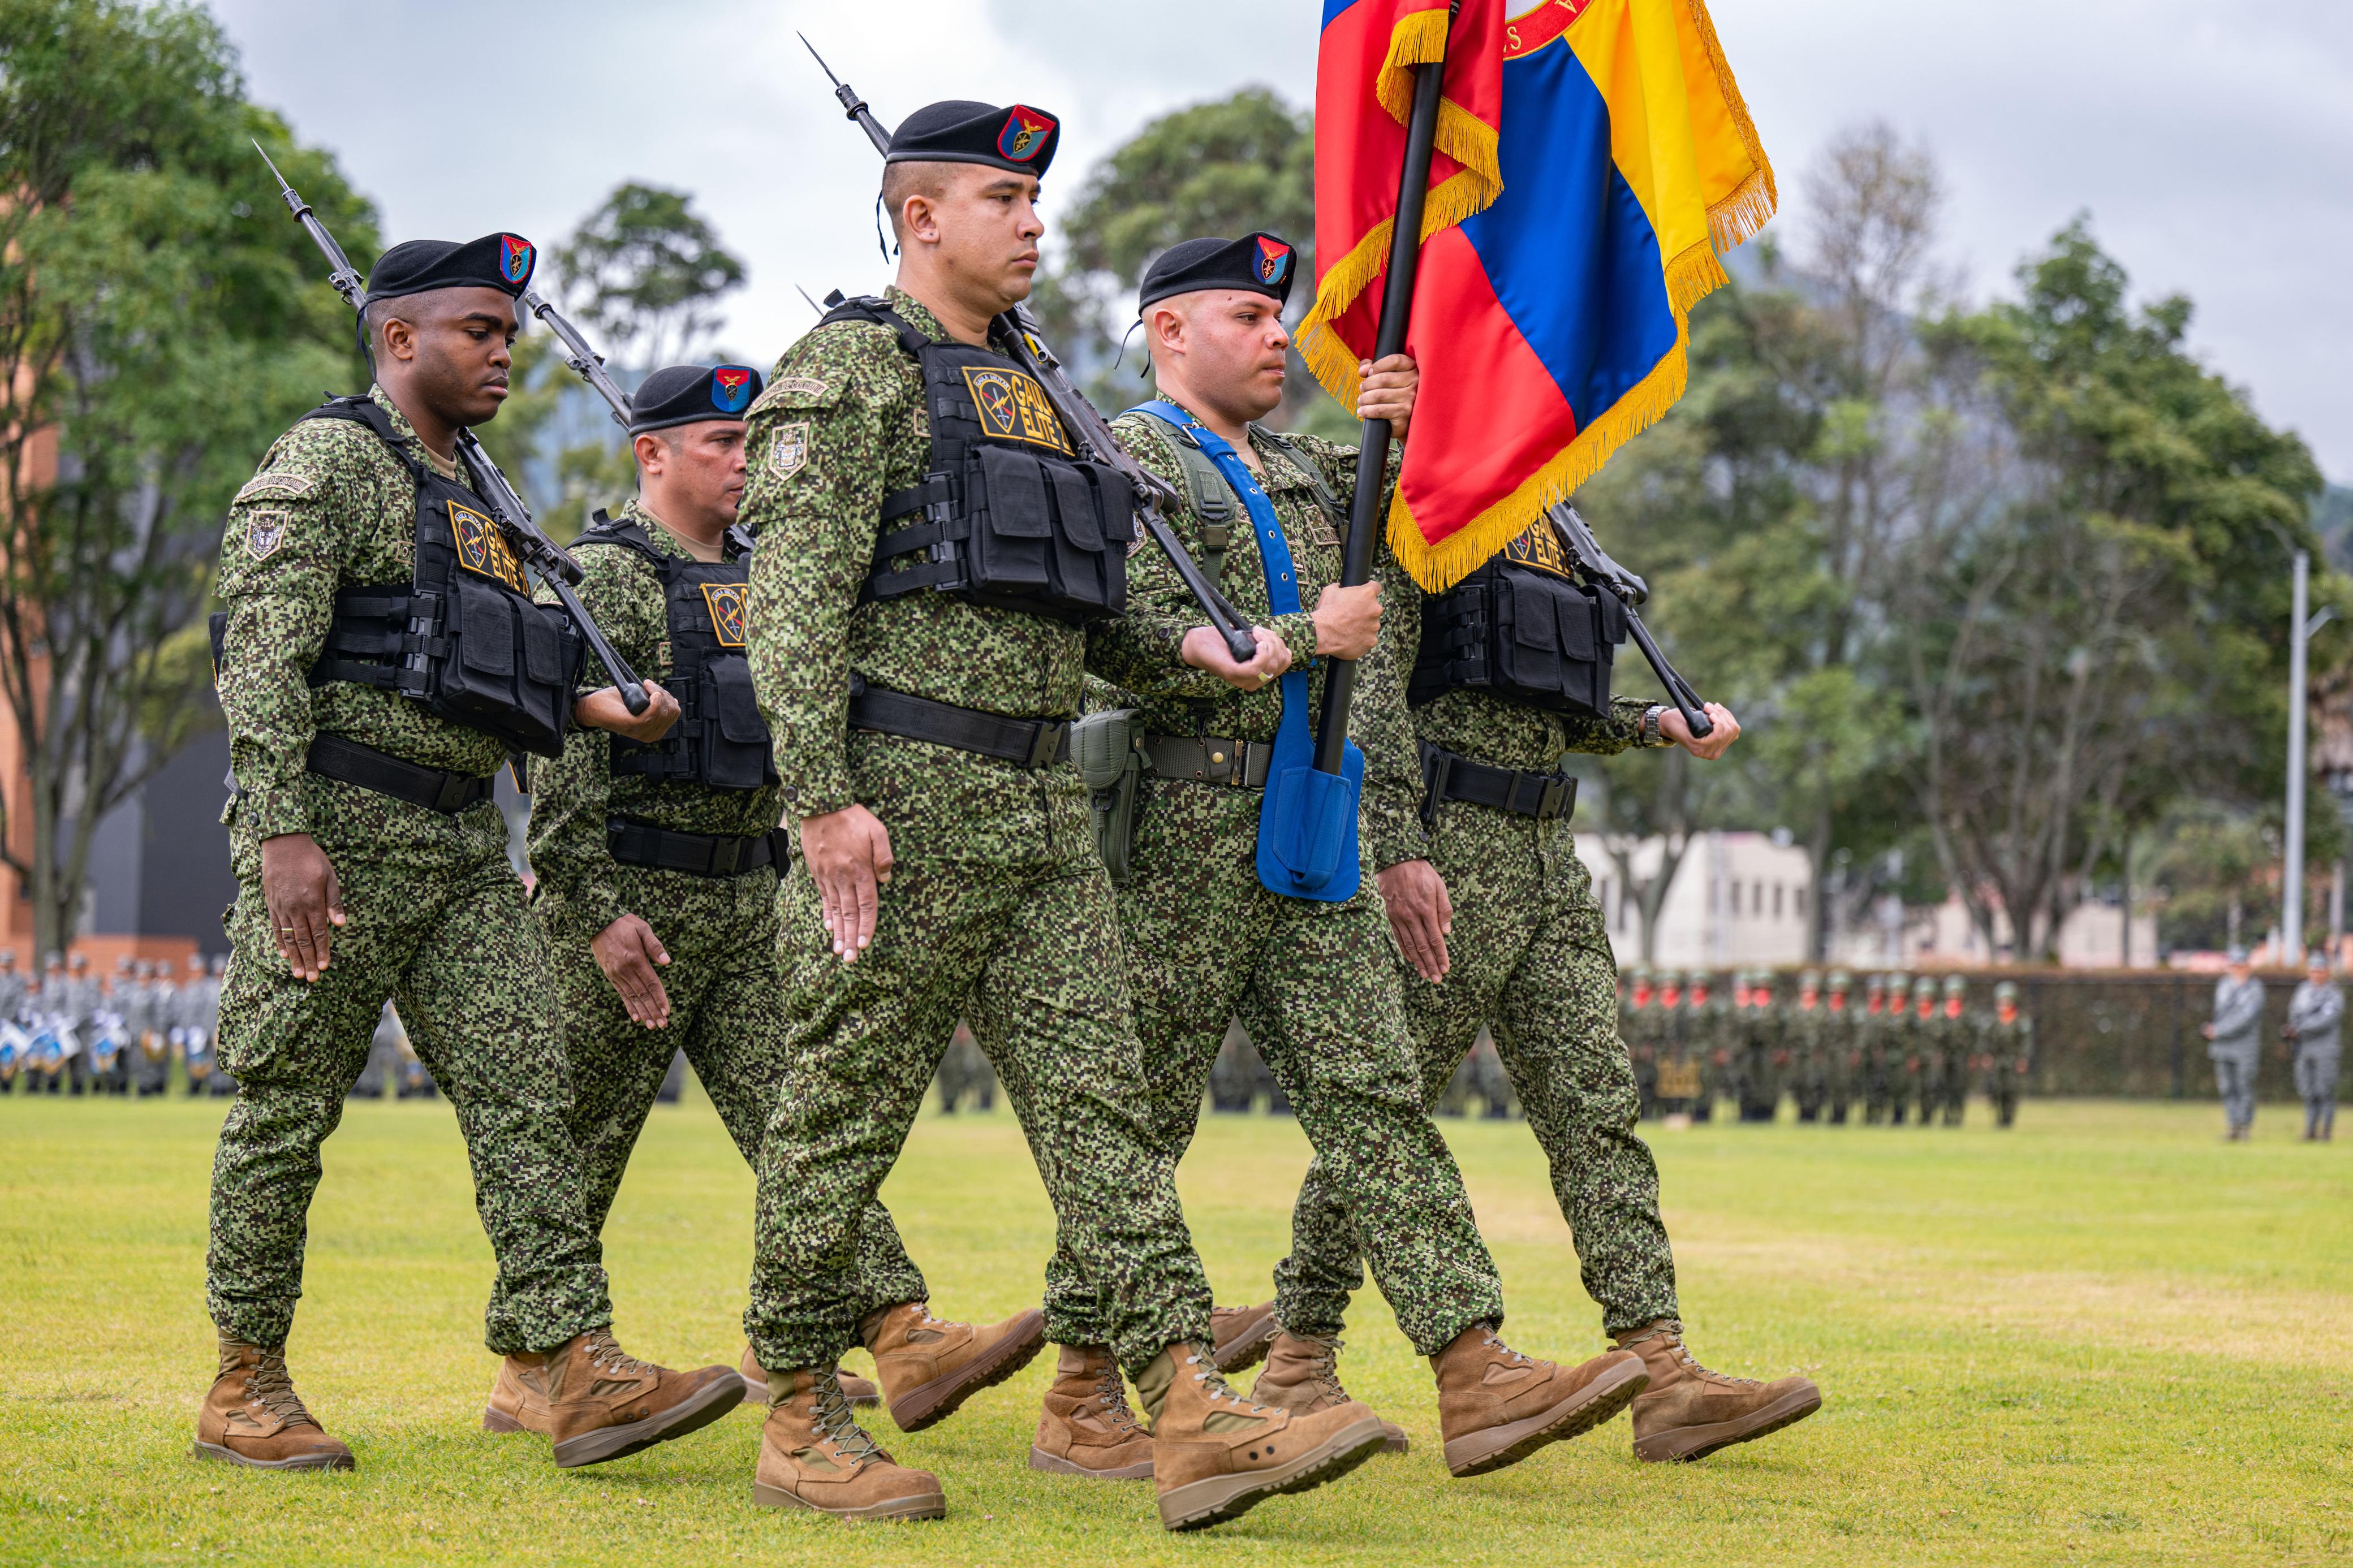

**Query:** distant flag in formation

left=1300, top=0, right=1777, bottom=591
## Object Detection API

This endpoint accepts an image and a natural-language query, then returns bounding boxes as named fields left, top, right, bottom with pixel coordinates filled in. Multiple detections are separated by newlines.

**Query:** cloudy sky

left=207, top=0, right=2353, bottom=482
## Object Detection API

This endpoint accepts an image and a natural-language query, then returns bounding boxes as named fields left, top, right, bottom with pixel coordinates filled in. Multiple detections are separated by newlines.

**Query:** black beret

left=1137, top=232, right=1298, bottom=313
left=886, top=99, right=1060, bottom=178
left=367, top=233, right=537, bottom=303
left=627, top=362, right=764, bottom=434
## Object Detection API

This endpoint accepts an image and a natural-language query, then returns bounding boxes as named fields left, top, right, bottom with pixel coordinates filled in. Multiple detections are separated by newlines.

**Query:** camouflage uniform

left=527, top=497, right=825, bottom=1236
left=1985, top=984, right=2033, bottom=1129
left=1054, top=401, right=1502, bottom=1357
left=1736, top=984, right=1783, bottom=1122
left=208, top=387, right=611, bottom=1354
left=738, top=289, right=1209, bottom=1377
left=1283, top=658, right=1682, bottom=1335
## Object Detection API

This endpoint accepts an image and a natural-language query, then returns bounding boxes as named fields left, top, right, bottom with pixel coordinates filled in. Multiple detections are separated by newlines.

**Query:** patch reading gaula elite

left=448, top=500, right=524, bottom=590
left=962, top=366, right=1069, bottom=452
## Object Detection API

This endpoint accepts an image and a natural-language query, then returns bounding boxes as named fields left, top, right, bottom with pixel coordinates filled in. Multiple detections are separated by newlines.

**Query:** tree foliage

left=0, top=0, right=375, bottom=956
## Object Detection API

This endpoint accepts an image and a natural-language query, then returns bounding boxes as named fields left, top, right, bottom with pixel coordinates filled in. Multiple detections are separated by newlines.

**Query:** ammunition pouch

left=1071, top=709, right=1145, bottom=884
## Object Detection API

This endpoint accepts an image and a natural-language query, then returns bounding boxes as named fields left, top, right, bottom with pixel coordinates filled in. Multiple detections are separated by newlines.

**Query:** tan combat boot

left=741, top=1343, right=878, bottom=1409
left=860, top=1301, right=1044, bottom=1432
left=192, top=1338, right=355, bottom=1471
left=1209, top=1300, right=1279, bottom=1373
left=1029, top=1344, right=1156, bottom=1480
left=1136, top=1343, right=1386, bottom=1532
left=1613, top=1318, right=1821, bottom=1462
left=1429, top=1323, right=1647, bottom=1478
left=1248, top=1331, right=1409, bottom=1453
left=483, top=1329, right=742, bottom=1467
left=752, top=1367, right=945, bottom=1521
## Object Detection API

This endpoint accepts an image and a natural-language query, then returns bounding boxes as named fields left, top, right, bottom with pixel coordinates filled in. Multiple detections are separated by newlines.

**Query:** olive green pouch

left=1071, top=708, right=1145, bottom=884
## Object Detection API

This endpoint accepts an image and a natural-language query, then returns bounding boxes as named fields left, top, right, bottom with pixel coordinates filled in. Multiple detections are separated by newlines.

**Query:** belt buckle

left=433, top=774, right=469, bottom=813
left=710, top=837, right=742, bottom=876
left=1027, top=721, right=1067, bottom=771
left=1539, top=775, right=1570, bottom=820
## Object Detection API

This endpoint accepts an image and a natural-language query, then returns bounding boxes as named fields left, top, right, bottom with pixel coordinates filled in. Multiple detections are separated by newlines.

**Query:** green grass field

left=2, top=1092, right=2348, bottom=1567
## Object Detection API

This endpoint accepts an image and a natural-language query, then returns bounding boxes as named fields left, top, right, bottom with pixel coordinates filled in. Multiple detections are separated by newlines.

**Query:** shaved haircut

left=881, top=161, right=957, bottom=243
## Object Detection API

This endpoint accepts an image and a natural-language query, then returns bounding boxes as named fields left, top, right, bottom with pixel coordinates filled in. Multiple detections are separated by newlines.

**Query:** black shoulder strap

left=298, top=395, right=430, bottom=485
left=577, top=509, right=670, bottom=568
left=817, top=293, right=929, bottom=358
left=1128, top=408, right=1236, bottom=587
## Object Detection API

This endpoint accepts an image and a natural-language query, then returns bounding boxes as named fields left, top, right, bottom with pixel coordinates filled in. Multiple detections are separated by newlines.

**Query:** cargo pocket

left=966, top=444, right=1054, bottom=597
left=1499, top=577, right=1562, bottom=692
left=704, top=655, right=777, bottom=789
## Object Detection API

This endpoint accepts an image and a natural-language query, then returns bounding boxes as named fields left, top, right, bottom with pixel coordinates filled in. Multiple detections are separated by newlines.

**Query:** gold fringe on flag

left=1683, top=0, right=1778, bottom=253
left=1296, top=4, right=1501, bottom=413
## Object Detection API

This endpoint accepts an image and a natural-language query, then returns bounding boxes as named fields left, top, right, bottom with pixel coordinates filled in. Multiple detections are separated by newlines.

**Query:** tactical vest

left=1408, top=515, right=1626, bottom=718
left=213, top=396, right=586, bottom=758
left=1141, top=414, right=1348, bottom=588
left=823, top=297, right=1132, bottom=624
left=578, top=512, right=777, bottom=792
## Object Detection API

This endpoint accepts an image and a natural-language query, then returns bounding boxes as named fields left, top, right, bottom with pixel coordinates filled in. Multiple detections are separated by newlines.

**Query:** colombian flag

left=1300, top=0, right=1776, bottom=591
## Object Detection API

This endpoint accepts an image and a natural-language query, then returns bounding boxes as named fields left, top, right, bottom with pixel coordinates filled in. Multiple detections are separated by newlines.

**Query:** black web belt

left=305, top=733, right=494, bottom=815
left=607, top=817, right=787, bottom=879
left=1141, top=733, right=1274, bottom=789
left=847, top=676, right=1070, bottom=769
left=1418, top=741, right=1576, bottom=827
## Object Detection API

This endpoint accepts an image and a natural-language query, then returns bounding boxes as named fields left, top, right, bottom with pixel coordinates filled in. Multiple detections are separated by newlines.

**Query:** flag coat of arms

left=1300, top=0, right=1776, bottom=590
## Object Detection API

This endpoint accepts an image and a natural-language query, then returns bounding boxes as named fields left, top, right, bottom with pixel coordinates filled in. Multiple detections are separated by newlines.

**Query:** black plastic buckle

left=708, top=836, right=743, bottom=876
left=1539, top=774, right=1574, bottom=821
left=1026, top=720, right=1069, bottom=771
left=431, top=772, right=476, bottom=813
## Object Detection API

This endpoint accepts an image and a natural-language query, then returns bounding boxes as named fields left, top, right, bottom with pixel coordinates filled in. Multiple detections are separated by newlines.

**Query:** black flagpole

left=1312, top=27, right=1453, bottom=776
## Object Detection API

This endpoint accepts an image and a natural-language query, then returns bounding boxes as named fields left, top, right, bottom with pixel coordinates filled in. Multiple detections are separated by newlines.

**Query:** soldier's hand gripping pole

left=798, top=38, right=1259, bottom=664
left=1549, top=503, right=1713, bottom=740
left=253, top=142, right=650, bottom=715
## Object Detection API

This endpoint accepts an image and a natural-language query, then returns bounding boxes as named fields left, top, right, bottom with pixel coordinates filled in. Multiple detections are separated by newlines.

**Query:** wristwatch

left=1640, top=704, right=1667, bottom=746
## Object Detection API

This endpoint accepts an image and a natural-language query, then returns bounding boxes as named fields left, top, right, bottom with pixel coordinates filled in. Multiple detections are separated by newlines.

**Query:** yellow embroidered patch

left=700, top=581, right=749, bottom=647
left=234, top=472, right=314, bottom=506
left=962, top=366, right=1070, bottom=453
left=447, top=500, right=524, bottom=590
left=1505, top=518, right=1578, bottom=582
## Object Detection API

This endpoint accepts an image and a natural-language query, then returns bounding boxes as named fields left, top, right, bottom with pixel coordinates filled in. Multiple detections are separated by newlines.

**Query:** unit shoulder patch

left=234, top=472, right=314, bottom=507
left=771, top=375, right=832, bottom=401
left=244, top=511, right=291, bottom=561
left=769, top=422, right=811, bottom=480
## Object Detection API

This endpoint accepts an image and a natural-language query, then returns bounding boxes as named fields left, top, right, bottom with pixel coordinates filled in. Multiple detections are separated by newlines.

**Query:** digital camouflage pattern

left=1282, top=668, right=1682, bottom=1337
left=737, top=288, right=1211, bottom=1378
left=209, top=389, right=610, bottom=1354
left=1059, top=407, right=1502, bottom=1359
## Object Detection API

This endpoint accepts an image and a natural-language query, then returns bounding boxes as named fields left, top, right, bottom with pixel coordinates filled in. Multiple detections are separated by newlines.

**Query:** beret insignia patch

left=1255, top=235, right=1293, bottom=286
left=998, top=105, right=1055, bottom=162
left=499, top=235, right=535, bottom=286
left=711, top=366, right=755, bottom=414
left=234, top=472, right=313, bottom=506
left=244, top=511, right=290, bottom=561
left=771, top=422, right=811, bottom=478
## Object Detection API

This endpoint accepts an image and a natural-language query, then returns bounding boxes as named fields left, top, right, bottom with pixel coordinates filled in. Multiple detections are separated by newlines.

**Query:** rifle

left=253, top=142, right=652, bottom=715
left=799, top=37, right=1258, bottom=664
left=517, top=287, right=758, bottom=559
left=1548, top=504, right=1715, bottom=739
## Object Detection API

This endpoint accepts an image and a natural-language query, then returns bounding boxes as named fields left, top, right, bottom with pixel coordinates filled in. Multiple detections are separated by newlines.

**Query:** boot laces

left=1186, top=1352, right=1268, bottom=1413
left=242, top=1347, right=314, bottom=1428
left=1093, top=1360, right=1144, bottom=1433
left=1295, top=1333, right=1351, bottom=1403
left=581, top=1330, right=657, bottom=1379
left=810, top=1370, right=885, bottom=1462
left=1481, top=1329, right=1533, bottom=1367
left=1622, top=1320, right=1761, bottom=1388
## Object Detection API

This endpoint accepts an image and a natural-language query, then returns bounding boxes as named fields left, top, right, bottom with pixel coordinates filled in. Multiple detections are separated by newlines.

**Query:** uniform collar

left=881, top=285, right=959, bottom=347
left=1149, top=398, right=1310, bottom=489
left=616, top=496, right=711, bottom=562
left=368, top=385, right=458, bottom=480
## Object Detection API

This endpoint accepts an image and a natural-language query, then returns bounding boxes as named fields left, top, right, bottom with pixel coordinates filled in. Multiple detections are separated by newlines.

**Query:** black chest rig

left=825, top=297, right=1132, bottom=624
left=290, top=397, right=584, bottom=756
left=579, top=512, right=776, bottom=792
left=1409, top=516, right=1626, bottom=717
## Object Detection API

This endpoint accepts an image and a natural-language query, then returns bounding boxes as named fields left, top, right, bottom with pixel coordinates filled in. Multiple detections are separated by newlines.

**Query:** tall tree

left=550, top=182, right=744, bottom=372
left=0, top=0, right=376, bottom=957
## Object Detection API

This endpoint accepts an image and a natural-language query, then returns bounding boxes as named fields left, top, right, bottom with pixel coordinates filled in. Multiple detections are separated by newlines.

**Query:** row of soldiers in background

left=0, top=949, right=227, bottom=1098
left=1619, top=969, right=2035, bottom=1129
